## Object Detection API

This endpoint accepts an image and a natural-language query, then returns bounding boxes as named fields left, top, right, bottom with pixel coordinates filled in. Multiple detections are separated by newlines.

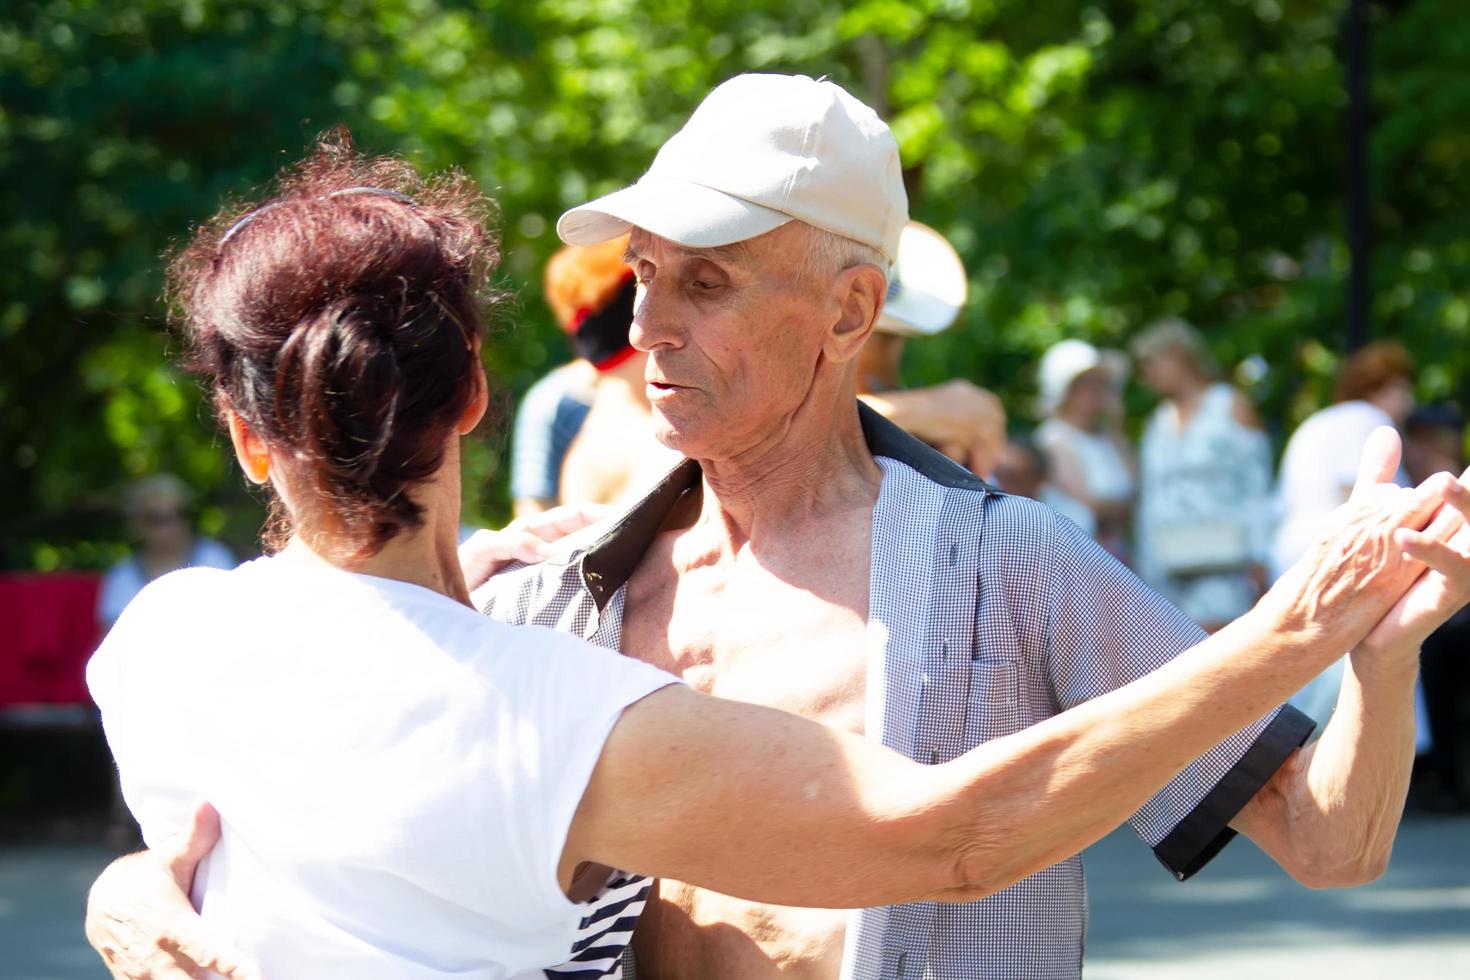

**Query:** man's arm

left=1233, top=454, right=1470, bottom=886
left=86, top=803, right=255, bottom=980
left=859, top=380, right=1005, bottom=478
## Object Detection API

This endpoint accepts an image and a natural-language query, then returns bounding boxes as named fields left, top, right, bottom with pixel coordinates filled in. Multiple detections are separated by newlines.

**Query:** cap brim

left=558, top=177, right=792, bottom=249
left=876, top=222, right=968, bottom=336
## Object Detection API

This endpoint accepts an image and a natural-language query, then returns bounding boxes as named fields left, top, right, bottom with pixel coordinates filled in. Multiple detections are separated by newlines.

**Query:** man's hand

left=86, top=802, right=255, bottom=980
left=459, top=502, right=610, bottom=593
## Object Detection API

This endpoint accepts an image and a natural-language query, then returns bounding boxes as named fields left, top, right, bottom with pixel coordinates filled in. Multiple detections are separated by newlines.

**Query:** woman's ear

left=458, top=361, right=490, bottom=435
left=226, top=411, right=271, bottom=484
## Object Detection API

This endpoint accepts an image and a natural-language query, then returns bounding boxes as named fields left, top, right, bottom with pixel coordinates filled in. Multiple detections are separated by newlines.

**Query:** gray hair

left=1130, top=316, right=1219, bottom=380
left=799, top=223, right=890, bottom=283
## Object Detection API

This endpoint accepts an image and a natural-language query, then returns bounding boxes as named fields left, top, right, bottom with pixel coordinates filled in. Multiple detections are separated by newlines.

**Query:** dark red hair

left=167, top=132, right=500, bottom=558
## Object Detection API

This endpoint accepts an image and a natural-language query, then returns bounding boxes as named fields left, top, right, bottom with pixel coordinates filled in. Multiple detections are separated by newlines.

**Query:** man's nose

left=629, top=282, right=683, bottom=352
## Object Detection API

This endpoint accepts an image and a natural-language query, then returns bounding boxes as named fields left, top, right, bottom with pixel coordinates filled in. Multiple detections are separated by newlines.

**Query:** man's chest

left=619, top=545, right=871, bottom=735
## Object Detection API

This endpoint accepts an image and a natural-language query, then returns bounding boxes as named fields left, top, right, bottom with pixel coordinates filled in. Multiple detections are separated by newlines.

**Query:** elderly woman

left=87, top=138, right=1470, bottom=980
left=1132, top=319, right=1272, bottom=632
left=1034, top=339, right=1135, bottom=558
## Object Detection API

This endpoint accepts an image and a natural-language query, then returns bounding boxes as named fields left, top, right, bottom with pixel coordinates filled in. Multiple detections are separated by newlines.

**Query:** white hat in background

left=876, top=221, right=968, bottom=336
left=557, top=73, right=909, bottom=263
left=1037, top=339, right=1129, bottom=414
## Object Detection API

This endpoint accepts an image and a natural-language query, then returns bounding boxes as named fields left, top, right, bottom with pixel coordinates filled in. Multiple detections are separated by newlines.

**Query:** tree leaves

left=1, top=0, right=1464, bottom=568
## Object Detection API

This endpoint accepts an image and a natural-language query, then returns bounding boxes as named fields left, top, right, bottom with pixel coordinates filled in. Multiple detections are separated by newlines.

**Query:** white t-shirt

left=88, top=555, right=678, bottom=979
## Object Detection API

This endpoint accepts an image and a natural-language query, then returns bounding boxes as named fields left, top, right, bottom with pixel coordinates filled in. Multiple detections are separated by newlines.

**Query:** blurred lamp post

left=1345, top=0, right=1371, bottom=351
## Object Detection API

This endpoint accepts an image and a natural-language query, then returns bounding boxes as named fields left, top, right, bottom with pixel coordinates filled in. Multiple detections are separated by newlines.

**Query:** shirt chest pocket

left=964, top=639, right=1024, bottom=744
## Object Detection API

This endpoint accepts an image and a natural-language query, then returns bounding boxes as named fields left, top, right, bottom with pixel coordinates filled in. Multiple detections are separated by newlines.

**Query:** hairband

left=219, top=186, right=417, bottom=245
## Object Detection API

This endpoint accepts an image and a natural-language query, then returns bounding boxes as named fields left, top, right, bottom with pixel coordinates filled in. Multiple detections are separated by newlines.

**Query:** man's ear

left=821, top=264, right=887, bottom=363
left=226, top=411, right=271, bottom=485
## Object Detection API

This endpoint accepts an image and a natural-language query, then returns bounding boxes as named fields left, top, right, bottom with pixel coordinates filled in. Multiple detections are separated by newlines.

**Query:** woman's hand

left=459, top=502, right=610, bottom=593
left=85, top=802, right=255, bottom=980
left=1356, top=464, right=1470, bottom=666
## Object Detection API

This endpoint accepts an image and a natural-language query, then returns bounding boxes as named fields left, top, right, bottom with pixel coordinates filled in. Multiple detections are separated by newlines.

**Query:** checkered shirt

left=477, top=404, right=1314, bottom=980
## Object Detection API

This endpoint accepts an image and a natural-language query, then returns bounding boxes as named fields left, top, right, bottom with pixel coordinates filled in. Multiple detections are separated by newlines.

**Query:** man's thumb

left=164, top=800, right=220, bottom=890
left=1351, top=426, right=1403, bottom=501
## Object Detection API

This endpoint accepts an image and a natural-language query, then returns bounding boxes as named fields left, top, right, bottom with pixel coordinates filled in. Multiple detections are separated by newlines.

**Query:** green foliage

left=1, top=0, right=1465, bottom=569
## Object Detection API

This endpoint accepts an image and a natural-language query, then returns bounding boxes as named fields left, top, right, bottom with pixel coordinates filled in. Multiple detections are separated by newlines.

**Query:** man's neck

left=690, top=396, right=882, bottom=551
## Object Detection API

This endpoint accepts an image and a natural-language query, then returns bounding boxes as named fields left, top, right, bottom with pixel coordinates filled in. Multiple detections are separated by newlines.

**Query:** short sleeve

left=88, top=571, right=220, bottom=847
left=1044, top=517, right=1316, bottom=880
left=488, top=625, right=680, bottom=918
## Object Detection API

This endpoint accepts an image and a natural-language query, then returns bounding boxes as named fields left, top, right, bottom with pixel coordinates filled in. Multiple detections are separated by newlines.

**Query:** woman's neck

left=278, top=443, right=471, bottom=605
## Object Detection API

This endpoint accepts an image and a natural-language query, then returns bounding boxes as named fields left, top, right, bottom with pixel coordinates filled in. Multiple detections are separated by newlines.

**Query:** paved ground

left=2, top=816, right=1467, bottom=978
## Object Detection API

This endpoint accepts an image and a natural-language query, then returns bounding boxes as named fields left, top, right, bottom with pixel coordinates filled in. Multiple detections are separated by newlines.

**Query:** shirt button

left=948, top=542, right=959, bottom=566
left=929, top=750, right=939, bottom=765
left=941, top=640, right=950, bottom=659
left=896, top=951, right=908, bottom=976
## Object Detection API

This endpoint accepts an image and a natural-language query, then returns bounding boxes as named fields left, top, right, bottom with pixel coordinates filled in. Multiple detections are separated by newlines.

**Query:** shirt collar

left=579, top=401, right=996, bottom=609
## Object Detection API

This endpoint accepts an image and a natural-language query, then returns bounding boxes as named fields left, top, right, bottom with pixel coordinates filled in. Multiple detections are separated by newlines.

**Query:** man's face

left=624, top=223, right=837, bottom=460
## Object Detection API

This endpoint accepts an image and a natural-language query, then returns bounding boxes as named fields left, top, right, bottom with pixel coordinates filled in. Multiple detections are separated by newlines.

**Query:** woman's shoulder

left=122, top=564, right=239, bottom=624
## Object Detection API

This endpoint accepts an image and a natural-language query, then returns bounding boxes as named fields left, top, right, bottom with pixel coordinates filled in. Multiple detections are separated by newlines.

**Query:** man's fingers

left=1350, top=426, right=1404, bottom=502
left=162, top=930, right=260, bottom=980
left=163, top=800, right=219, bottom=890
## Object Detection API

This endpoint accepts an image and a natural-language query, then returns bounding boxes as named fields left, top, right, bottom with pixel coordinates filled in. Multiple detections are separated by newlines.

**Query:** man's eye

left=691, top=280, right=720, bottom=291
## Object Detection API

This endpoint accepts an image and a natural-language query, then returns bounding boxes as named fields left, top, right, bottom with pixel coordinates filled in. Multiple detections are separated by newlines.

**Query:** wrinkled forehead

left=625, top=222, right=811, bottom=271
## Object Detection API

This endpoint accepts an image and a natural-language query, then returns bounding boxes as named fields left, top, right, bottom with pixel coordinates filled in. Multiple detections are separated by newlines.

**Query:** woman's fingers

left=1393, top=471, right=1457, bottom=536
left=518, top=502, right=612, bottom=541
left=461, top=503, right=612, bottom=591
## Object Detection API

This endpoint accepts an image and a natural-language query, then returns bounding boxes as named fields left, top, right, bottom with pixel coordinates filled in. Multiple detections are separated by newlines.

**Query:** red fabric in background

left=0, top=573, right=103, bottom=705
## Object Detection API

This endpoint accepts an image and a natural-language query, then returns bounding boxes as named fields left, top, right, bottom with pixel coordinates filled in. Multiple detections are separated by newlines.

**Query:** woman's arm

left=566, top=605, right=1355, bottom=907
left=565, top=449, right=1467, bottom=907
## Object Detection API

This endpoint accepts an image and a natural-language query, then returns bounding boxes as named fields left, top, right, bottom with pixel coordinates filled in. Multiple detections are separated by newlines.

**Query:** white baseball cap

left=557, top=73, right=909, bottom=263
left=1037, top=339, right=1129, bottom=414
left=876, top=221, right=968, bottom=336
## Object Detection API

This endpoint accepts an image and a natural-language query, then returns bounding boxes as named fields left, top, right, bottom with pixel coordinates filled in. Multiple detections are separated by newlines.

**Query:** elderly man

left=86, top=74, right=1470, bottom=980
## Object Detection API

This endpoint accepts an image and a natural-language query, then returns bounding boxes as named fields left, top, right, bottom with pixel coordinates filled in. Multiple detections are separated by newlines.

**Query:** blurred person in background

left=1273, top=341, right=1428, bottom=741
left=97, top=474, right=235, bottom=629
left=854, top=220, right=1006, bottom=479
left=1272, top=341, right=1416, bottom=579
left=507, top=246, right=605, bottom=517
left=1034, top=339, right=1135, bottom=560
left=1132, top=318, right=1272, bottom=632
left=555, top=236, right=681, bottom=508
left=1405, top=403, right=1470, bottom=811
left=992, top=436, right=1096, bottom=532
left=508, top=361, right=594, bottom=518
